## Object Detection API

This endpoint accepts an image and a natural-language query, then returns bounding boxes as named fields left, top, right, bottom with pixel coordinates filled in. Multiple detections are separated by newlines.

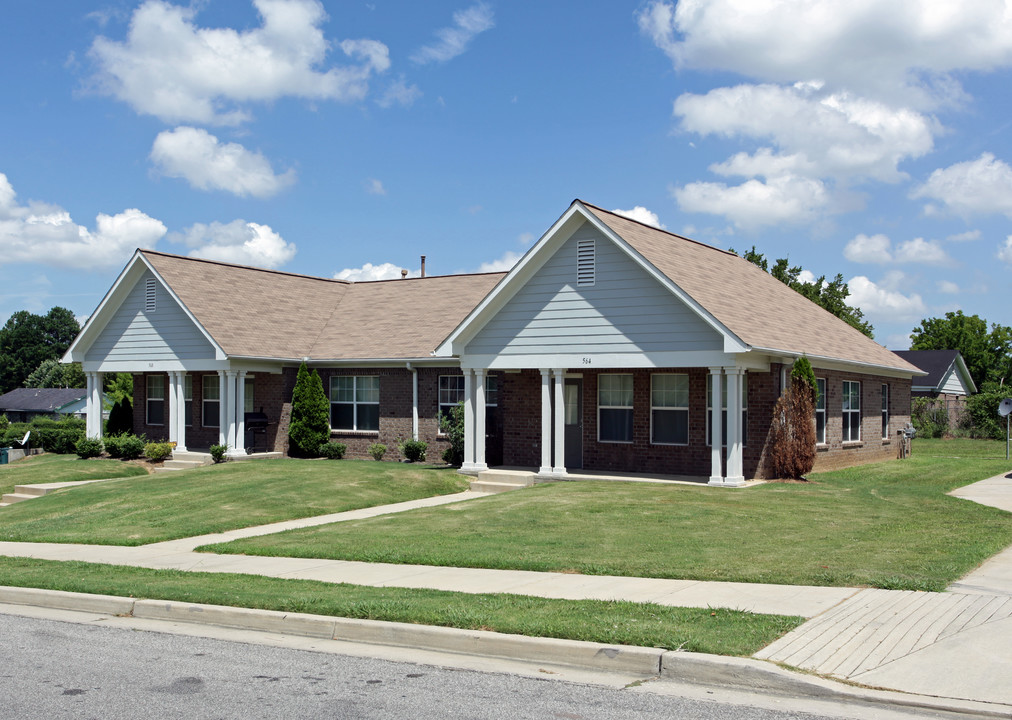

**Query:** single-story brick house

left=64, top=200, right=922, bottom=484
left=0, top=387, right=107, bottom=423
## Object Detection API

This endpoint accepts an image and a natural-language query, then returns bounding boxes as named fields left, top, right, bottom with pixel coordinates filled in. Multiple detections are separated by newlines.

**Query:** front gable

left=65, top=252, right=224, bottom=372
left=452, top=209, right=739, bottom=369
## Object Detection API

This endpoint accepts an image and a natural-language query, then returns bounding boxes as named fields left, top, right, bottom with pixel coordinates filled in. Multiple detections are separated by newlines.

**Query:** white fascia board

left=295, top=356, right=462, bottom=368
left=434, top=203, right=594, bottom=357
left=574, top=202, right=750, bottom=355
left=953, top=354, right=978, bottom=394
left=463, top=350, right=739, bottom=371
left=753, top=346, right=927, bottom=379
left=82, top=359, right=232, bottom=374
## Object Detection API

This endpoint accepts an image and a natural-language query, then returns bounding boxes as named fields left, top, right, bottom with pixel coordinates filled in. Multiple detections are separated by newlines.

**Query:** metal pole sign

left=998, top=398, right=1012, bottom=461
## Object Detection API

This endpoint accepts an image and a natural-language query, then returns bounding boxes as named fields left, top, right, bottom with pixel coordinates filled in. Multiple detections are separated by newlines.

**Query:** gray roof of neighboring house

left=0, top=388, right=87, bottom=413
left=893, top=349, right=977, bottom=393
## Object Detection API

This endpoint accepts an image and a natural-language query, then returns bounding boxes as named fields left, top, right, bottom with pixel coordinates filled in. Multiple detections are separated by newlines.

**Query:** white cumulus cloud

left=672, top=174, right=829, bottom=229
left=364, top=178, right=386, bottom=196
left=844, top=233, right=950, bottom=265
left=937, top=280, right=960, bottom=294
left=638, top=0, right=1012, bottom=107
left=999, top=236, right=1012, bottom=264
left=911, top=153, right=1012, bottom=218
left=411, top=2, right=494, bottom=65
left=151, top=127, right=295, bottom=198
left=846, top=274, right=926, bottom=320
left=613, top=206, right=666, bottom=229
left=376, top=75, right=422, bottom=108
left=0, top=172, right=165, bottom=269
left=334, top=262, right=418, bottom=281
left=475, top=250, right=522, bottom=274
left=171, top=220, right=296, bottom=268
left=89, top=0, right=390, bottom=125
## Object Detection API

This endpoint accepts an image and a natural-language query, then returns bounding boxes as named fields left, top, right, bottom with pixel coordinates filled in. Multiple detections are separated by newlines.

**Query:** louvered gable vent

left=577, top=238, right=595, bottom=286
left=145, top=278, right=157, bottom=312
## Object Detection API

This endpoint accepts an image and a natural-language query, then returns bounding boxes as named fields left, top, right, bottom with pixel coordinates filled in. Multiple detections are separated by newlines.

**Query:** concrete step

left=469, top=480, right=530, bottom=494
left=12, top=485, right=50, bottom=497
left=1, top=493, right=36, bottom=505
left=471, top=469, right=536, bottom=494
left=161, top=459, right=207, bottom=470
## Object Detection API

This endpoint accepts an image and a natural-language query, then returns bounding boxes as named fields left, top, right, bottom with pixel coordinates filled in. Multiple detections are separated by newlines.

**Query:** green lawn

left=207, top=445, right=1012, bottom=591
left=0, top=557, right=803, bottom=656
left=0, top=453, right=149, bottom=497
left=0, top=458, right=467, bottom=545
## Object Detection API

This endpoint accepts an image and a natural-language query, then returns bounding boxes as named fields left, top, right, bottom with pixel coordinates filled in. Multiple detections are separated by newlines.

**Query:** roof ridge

left=576, top=200, right=742, bottom=259
left=353, top=270, right=509, bottom=285
left=140, top=249, right=351, bottom=285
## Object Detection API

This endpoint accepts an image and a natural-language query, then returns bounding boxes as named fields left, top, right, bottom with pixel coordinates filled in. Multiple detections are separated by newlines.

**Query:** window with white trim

left=651, top=374, right=688, bottom=445
left=598, top=374, right=633, bottom=443
left=707, top=373, right=748, bottom=446
left=184, top=375, right=192, bottom=427
left=815, top=378, right=826, bottom=445
left=330, top=376, right=379, bottom=432
left=203, top=374, right=220, bottom=428
left=484, top=375, right=498, bottom=438
left=146, top=375, right=164, bottom=426
left=842, top=380, right=861, bottom=442
left=438, top=375, right=465, bottom=430
left=244, top=376, right=255, bottom=414
left=881, top=383, right=889, bottom=440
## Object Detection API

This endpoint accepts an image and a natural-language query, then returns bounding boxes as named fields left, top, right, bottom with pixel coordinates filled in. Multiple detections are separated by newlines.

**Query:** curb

left=2, top=585, right=1010, bottom=718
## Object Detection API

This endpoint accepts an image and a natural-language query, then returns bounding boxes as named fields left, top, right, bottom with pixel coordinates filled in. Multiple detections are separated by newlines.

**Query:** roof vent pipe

left=421, top=255, right=426, bottom=278
left=401, top=269, right=408, bottom=279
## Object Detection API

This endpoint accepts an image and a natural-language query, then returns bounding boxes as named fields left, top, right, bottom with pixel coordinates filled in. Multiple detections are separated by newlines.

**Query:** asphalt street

left=1, top=611, right=977, bottom=720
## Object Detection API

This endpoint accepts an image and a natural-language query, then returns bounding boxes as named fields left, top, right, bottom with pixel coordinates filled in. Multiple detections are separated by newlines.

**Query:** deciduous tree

left=910, top=311, right=1012, bottom=389
left=0, top=307, right=81, bottom=393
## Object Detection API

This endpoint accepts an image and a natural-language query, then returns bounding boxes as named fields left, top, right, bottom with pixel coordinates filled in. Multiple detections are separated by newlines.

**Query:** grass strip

left=0, top=459, right=467, bottom=545
left=206, top=449, right=1012, bottom=591
left=0, top=453, right=149, bottom=496
left=0, top=556, right=802, bottom=657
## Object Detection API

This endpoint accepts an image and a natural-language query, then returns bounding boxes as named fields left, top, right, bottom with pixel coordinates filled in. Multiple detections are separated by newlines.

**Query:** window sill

left=331, top=429, right=379, bottom=437
left=650, top=442, right=690, bottom=447
left=598, top=440, right=634, bottom=445
left=842, top=441, right=864, bottom=448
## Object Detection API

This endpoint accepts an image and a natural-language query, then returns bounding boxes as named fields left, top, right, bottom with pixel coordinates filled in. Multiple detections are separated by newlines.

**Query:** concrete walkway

left=1, top=471, right=1011, bottom=708
left=757, top=471, right=1012, bottom=706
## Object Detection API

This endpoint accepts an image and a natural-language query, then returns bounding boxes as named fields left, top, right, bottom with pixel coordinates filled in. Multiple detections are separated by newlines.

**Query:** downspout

left=406, top=362, right=419, bottom=440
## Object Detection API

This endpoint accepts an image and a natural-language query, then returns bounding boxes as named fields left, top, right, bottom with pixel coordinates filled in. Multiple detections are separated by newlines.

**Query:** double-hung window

left=146, top=375, right=165, bottom=426
left=184, top=375, right=192, bottom=426
left=203, top=374, right=220, bottom=427
left=707, top=373, right=748, bottom=446
left=244, top=376, right=255, bottom=414
left=598, top=374, right=633, bottom=443
left=815, top=378, right=826, bottom=445
left=651, top=374, right=688, bottom=445
left=484, top=375, right=498, bottom=438
left=438, top=375, right=466, bottom=429
left=881, top=384, right=889, bottom=440
left=842, top=380, right=861, bottom=442
left=330, top=376, right=379, bottom=431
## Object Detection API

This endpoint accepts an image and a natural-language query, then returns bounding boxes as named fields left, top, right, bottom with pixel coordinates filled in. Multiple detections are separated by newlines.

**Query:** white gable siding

left=940, top=367, right=970, bottom=395
left=465, top=222, right=722, bottom=357
left=87, top=270, right=215, bottom=362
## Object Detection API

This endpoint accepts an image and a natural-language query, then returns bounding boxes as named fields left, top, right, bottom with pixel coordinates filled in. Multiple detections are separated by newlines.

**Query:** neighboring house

left=64, top=200, right=922, bottom=483
left=0, top=387, right=101, bottom=422
left=893, top=349, right=977, bottom=428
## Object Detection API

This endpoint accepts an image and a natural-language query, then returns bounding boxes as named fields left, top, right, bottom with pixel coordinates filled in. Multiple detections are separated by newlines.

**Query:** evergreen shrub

left=288, top=362, right=330, bottom=457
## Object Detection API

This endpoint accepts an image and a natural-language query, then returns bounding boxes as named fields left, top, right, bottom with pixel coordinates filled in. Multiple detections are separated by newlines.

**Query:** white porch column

left=233, top=370, right=247, bottom=456
left=175, top=372, right=188, bottom=452
left=708, top=367, right=723, bottom=485
left=538, top=369, right=552, bottom=476
left=167, top=372, right=179, bottom=446
left=408, top=364, right=419, bottom=440
left=225, top=370, right=241, bottom=456
left=725, top=368, right=745, bottom=486
left=461, top=370, right=476, bottom=472
left=217, top=370, right=228, bottom=447
left=473, top=369, right=488, bottom=471
left=85, top=373, right=98, bottom=439
left=552, top=369, right=567, bottom=476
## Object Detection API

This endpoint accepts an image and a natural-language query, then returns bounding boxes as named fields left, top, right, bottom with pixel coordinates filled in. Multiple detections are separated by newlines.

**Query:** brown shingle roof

left=582, top=203, right=920, bottom=373
left=142, top=250, right=504, bottom=361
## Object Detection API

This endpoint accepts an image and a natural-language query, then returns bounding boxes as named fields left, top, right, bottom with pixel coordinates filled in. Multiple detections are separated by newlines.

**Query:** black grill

left=244, top=409, right=272, bottom=453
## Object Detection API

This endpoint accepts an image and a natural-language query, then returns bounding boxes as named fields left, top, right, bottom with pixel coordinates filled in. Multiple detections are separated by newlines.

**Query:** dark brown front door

left=564, top=379, right=583, bottom=469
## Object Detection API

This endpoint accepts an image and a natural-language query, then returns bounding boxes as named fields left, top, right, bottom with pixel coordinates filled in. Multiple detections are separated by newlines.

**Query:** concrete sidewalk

left=1, top=472, right=1011, bottom=710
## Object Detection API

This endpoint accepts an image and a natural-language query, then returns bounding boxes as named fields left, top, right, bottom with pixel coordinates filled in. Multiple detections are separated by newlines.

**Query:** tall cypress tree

left=287, top=362, right=329, bottom=457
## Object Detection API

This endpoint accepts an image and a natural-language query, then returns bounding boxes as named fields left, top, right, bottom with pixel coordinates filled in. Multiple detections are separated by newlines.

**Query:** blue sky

left=2, top=0, right=1011, bottom=350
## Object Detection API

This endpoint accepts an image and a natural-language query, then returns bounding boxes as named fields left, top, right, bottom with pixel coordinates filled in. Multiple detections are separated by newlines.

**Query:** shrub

left=117, top=434, right=146, bottom=460
left=106, top=398, right=133, bottom=437
left=368, top=443, right=387, bottom=461
left=210, top=444, right=228, bottom=463
left=440, top=402, right=465, bottom=466
left=400, top=439, right=427, bottom=462
left=144, top=442, right=173, bottom=462
left=103, top=434, right=125, bottom=458
left=288, top=362, right=330, bottom=457
left=911, top=397, right=948, bottom=439
left=75, top=437, right=104, bottom=459
left=320, top=441, right=346, bottom=459
left=962, top=382, right=1010, bottom=440
left=0, top=413, right=8, bottom=433
left=766, top=357, right=817, bottom=479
